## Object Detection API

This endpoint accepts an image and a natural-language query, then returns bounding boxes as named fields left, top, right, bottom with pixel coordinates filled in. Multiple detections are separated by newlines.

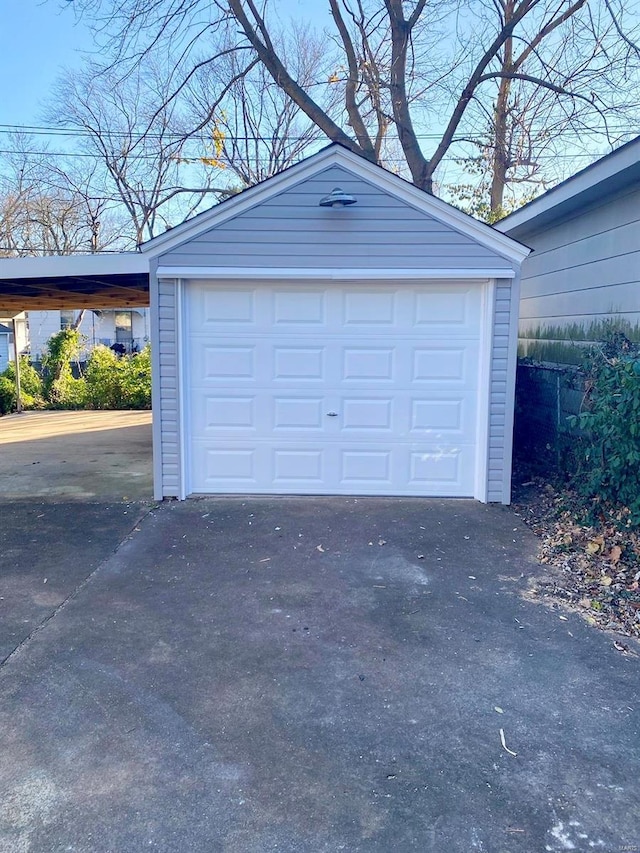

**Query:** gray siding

left=159, top=165, right=512, bottom=270
left=157, top=278, right=181, bottom=497
left=487, top=279, right=518, bottom=503
left=513, top=182, right=640, bottom=333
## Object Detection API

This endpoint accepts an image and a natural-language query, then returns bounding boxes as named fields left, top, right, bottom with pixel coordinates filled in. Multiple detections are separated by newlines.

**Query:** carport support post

left=12, top=318, right=22, bottom=413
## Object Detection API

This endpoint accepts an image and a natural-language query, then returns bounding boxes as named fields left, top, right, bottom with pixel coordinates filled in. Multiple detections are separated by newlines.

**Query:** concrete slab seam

left=0, top=503, right=154, bottom=670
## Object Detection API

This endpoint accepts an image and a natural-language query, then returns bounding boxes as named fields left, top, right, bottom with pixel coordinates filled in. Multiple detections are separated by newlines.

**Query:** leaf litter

left=513, top=477, right=640, bottom=644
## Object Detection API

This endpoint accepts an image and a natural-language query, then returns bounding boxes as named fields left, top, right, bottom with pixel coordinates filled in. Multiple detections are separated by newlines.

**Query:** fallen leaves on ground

left=512, top=478, right=640, bottom=641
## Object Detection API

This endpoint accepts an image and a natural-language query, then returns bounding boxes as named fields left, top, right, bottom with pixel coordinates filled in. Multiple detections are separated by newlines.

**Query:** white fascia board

left=156, top=266, right=515, bottom=280
left=495, top=137, right=640, bottom=233
left=0, top=253, right=148, bottom=279
left=144, top=145, right=529, bottom=265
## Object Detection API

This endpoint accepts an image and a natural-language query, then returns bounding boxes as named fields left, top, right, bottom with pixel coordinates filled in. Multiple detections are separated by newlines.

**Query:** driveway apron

left=0, top=497, right=638, bottom=852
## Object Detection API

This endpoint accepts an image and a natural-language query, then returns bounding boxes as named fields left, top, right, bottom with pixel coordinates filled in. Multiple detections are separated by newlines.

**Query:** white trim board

left=0, top=252, right=147, bottom=279
left=157, top=267, right=515, bottom=281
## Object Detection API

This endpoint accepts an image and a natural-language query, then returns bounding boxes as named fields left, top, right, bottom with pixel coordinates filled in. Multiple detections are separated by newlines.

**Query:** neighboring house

left=0, top=313, right=28, bottom=370
left=0, top=144, right=529, bottom=503
left=0, top=324, right=10, bottom=372
left=496, top=136, right=640, bottom=363
left=27, top=308, right=151, bottom=360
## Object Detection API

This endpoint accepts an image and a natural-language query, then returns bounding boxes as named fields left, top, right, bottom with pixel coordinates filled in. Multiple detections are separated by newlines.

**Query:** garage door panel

left=199, top=288, right=257, bottom=325
left=343, top=290, right=397, bottom=325
left=342, top=347, right=395, bottom=381
left=341, top=398, right=393, bottom=431
left=197, top=445, right=258, bottom=484
left=201, top=344, right=255, bottom=381
left=273, top=449, right=325, bottom=483
left=273, top=290, right=326, bottom=325
left=411, top=399, right=466, bottom=435
left=187, top=281, right=484, bottom=497
left=413, top=346, right=472, bottom=382
left=409, top=447, right=470, bottom=488
left=273, top=346, right=325, bottom=381
left=413, top=286, right=480, bottom=335
left=273, top=397, right=325, bottom=430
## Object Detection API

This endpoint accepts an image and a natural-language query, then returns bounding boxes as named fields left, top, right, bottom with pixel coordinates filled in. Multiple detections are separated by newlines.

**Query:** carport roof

left=0, top=253, right=149, bottom=314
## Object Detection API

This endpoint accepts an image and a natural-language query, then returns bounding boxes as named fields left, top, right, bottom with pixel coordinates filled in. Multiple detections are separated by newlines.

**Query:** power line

left=0, top=122, right=634, bottom=144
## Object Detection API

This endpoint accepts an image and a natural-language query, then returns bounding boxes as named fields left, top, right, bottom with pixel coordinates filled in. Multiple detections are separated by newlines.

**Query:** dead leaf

left=316, top=545, right=325, bottom=553
left=609, top=545, right=623, bottom=564
left=586, top=540, right=601, bottom=555
left=601, top=576, right=613, bottom=587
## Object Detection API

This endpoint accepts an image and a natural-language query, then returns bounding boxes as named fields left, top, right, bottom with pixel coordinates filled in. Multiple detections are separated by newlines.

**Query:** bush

left=3, top=357, right=44, bottom=401
left=85, top=344, right=151, bottom=410
left=0, top=376, right=16, bottom=415
left=0, top=357, right=44, bottom=414
left=569, top=333, right=640, bottom=526
left=42, top=329, right=87, bottom=409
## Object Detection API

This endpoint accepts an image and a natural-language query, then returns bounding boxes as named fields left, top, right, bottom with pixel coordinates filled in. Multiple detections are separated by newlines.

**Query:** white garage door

left=186, top=281, right=485, bottom=496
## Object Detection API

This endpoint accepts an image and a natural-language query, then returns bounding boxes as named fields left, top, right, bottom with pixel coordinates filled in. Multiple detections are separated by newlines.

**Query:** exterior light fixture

left=318, top=187, right=357, bottom=207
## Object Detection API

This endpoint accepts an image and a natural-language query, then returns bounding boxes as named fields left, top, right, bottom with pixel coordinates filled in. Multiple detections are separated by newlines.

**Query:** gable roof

left=495, top=136, right=640, bottom=237
left=142, top=143, right=529, bottom=264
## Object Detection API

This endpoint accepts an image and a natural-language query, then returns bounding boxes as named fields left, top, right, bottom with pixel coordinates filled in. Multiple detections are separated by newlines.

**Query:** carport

left=0, top=253, right=152, bottom=496
left=0, top=252, right=150, bottom=405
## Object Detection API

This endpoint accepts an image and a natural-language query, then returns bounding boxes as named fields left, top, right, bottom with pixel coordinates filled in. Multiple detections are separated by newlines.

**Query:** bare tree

left=0, top=139, right=123, bottom=256
left=62, top=0, right=640, bottom=208
left=49, top=60, right=229, bottom=244
left=187, top=22, right=339, bottom=185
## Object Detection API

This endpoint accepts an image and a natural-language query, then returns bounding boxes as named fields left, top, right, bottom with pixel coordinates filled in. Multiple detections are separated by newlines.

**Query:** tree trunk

left=490, top=5, right=515, bottom=217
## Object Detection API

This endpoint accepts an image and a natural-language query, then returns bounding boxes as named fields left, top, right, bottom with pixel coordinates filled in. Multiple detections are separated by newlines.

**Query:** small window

left=60, top=310, right=75, bottom=330
left=115, top=311, right=133, bottom=343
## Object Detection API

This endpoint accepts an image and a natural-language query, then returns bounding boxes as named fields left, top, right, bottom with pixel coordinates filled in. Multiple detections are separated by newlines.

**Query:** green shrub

left=569, top=334, right=640, bottom=526
left=0, top=358, right=44, bottom=413
left=0, top=376, right=16, bottom=414
left=42, top=329, right=87, bottom=409
left=3, top=357, right=44, bottom=402
left=85, top=344, right=151, bottom=410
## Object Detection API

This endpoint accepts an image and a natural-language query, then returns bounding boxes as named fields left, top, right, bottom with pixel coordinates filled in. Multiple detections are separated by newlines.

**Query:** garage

left=148, top=144, right=529, bottom=502
left=0, top=144, right=528, bottom=503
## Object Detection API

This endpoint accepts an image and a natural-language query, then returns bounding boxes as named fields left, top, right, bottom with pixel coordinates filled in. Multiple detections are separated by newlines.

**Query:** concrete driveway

left=0, top=409, right=153, bottom=500
left=0, top=496, right=638, bottom=852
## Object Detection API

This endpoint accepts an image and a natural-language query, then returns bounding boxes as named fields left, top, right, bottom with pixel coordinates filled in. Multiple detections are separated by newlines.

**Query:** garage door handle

left=326, top=412, right=339, bottom=417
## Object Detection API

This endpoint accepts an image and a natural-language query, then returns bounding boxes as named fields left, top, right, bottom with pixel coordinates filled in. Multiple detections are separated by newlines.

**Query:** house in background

left=496, top=136, right=640, bottom=363
left=0, top=324, right=10, bottom=372
left=27, top=308, right=151, bottom=360
left=0, top=313, right=28, bottom=370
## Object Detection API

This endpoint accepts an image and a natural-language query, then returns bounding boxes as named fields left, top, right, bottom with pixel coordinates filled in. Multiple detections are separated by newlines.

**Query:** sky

left=0, top=0, right=93, bottom=126
left=0, top=0, right=326, bottom=128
